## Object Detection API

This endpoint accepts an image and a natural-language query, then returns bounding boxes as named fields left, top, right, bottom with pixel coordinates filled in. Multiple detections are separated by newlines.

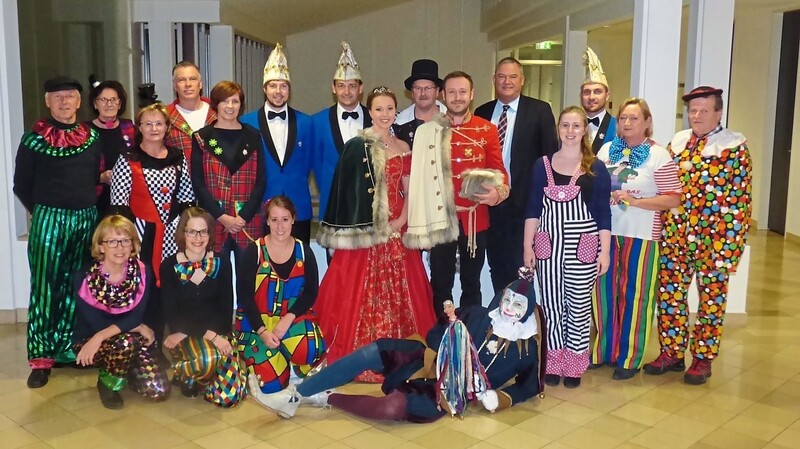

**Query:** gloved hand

left=479, top=389, right=499, bottom=413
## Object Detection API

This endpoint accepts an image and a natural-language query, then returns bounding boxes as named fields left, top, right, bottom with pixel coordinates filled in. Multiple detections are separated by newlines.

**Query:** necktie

left=268, top=111, right=286, bottom=120
left=497, top=104, right=510, bottom=149
left=342, top=111, right=359, bottom=120
left=588, top=116, right=600, bottom=126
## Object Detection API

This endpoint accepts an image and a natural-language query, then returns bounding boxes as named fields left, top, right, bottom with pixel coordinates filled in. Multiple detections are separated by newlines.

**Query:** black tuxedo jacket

left=475, top=95, right=557, bottom=212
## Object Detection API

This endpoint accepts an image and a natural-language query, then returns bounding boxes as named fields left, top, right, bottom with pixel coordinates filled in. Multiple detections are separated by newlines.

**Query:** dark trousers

left=429, top=227, right=487, bottom=310
left=487, top=201, right=525, bottom=293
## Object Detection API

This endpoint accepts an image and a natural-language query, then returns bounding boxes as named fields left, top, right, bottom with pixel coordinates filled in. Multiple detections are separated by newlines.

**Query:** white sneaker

left=300, top=388, right=335, bottom=407
left=248, top=374, right=301, bottom=419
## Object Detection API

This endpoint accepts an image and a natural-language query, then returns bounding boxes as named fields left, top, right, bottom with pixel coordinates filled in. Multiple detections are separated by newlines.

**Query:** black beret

left=44, top=76, right=83, bottom=93
left=682, top=85, right=723, bottom=102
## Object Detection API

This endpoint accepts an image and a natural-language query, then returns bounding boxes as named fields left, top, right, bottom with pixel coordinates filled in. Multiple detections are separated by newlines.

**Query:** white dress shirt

left=588, top=109, right=608, bottom=143
left=489, top=96, right=520, bottom=182
left=175, top=102, right=210, bottom=133
left=337, top=103, right=364, bottom=143
left=265, top=104, right=289, bottom=164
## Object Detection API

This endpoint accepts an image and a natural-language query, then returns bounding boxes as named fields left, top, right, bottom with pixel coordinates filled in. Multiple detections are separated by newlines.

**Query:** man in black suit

left=475, top=57, right=557, bottom=293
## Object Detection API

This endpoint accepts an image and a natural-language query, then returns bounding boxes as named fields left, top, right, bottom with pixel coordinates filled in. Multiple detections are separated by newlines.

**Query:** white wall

left=286, top=0, right=495, bottom=114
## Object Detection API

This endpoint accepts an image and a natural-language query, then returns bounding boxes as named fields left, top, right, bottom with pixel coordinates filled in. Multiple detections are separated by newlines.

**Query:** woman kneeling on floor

left=73, top=215, right=170, bottom=409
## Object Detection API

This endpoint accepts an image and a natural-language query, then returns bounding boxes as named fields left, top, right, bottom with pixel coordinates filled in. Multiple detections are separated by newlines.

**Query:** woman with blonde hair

left=591, top=97, right=681, bottom=380
left=523, top=105, right=612, bottom=388
left=72, top=215, right=169, bottom=409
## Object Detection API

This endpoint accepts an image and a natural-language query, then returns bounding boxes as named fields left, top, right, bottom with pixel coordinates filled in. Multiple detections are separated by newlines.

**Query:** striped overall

left=535, top=157, right=599, bottom=378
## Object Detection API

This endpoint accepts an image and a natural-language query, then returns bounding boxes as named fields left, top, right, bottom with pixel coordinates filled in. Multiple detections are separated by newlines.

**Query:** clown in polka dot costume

left=644, top=86, right=752, bottom=385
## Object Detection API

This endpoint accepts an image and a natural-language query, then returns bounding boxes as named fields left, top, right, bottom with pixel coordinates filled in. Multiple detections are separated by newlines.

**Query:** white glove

left=480, top=389, right=499, bottom=413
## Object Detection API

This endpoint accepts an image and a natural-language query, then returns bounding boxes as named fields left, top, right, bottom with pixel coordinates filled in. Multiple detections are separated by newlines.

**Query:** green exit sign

left=535, top=41, right=553, bottom=50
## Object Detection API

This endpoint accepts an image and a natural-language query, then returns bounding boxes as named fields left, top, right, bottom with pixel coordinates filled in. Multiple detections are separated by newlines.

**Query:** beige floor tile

left=771, top=428, right=800, bottom=449
left=193, top=427, right=263, bottom=449
left=610, top=402, right=670, bottom=426
left=0, top=427, right=40, bottom=449
left=740, top=403, right=800, bottom=427
left=21, top=411, right=89, bottom=441
left=515, top=413, right=578, bottom=440
left=698, top=428, right=769, bottom=449
left=3, top=401, right=70, bottom=426
left=584, top=414, right=648, bottom=440
left=445, top=413, right=510, bottom=440
left=234, top=415, right=301, bottom=440
left=263, top=427, right=336, bottom=449
left=721, top=415, right=785, bottom=442
left=44, top=426, right=125, bottom=449
left=629, top=427, right=702, bottom=449
left=305, top=415, right=372, bottom=440
left=169, top=413, right=232, bottom=440
left=558, top=428, right=622, bottom=449
left=477, top=426, right=551, bottom=449
left=702, top=391, right=756, bottom=414
left=341, top=428, right=406, bottom=449
left=568, top=390, right=629, bottom=413
left=630, top=388, right=693, bottom=414
left=543, top=402, right=603, bottom=426
left=410, top=426, right=482, bottom=449
left=680, top=401, right=738, bottom=427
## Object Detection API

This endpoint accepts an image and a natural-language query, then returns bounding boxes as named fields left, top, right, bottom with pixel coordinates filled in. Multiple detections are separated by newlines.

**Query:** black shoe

left=544, top=374, right=561, bottom=386
left=181, top=379, right=199, bottom=398
left=97, top=382, right=124, bottom=409
left=612, top=367, right=639, bottom=380
left=563, top=376, right=582, bottom=388
left=587, top=363, right=605, bottom=370
left=27, top=369, right=50, bottom=388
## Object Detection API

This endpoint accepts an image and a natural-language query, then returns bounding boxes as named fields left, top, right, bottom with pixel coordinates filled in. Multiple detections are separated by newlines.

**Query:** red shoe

left=684, top=358, right=712, bottom=385
left=643, top=352, right=685, bottom=375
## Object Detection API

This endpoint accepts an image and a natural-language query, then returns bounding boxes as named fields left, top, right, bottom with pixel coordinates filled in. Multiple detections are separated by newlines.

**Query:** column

left=562, top=16, right=588, bottom=108
left=208, top=25, right=234, bottom=87
left=630, top=0, right=682, bottom=145
left=685, top=0, right=735, bottom=126
left=148, top=21, right=176, bottom=103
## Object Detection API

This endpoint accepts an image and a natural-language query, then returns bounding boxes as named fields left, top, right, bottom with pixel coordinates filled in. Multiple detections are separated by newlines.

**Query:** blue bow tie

left=608, top=136, right=651, bottom=169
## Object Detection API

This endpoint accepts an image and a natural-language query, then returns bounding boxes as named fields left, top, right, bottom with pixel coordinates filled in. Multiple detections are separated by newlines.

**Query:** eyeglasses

left=185, top=228, right=210, bottom=238
left=411, top=86, right=436, bottom=93
left=143, top=121, right=166, bottom=128
left=97, top=97, right=120, bottom=105
left=103, top=238, right=133, bottom=248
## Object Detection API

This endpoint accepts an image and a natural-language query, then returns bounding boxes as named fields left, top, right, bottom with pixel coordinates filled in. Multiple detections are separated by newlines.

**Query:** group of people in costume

left=13, top=38, right=750, bottom=418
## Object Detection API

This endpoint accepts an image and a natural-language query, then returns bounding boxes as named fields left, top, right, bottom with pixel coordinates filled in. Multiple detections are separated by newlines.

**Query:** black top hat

left=404, top=59, right=443, bottom=91
left=44, top=76, right=83, bottom=93
left=682, top=85, right=723, bottom=102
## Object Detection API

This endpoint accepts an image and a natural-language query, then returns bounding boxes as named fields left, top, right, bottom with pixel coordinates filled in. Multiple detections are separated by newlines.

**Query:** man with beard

left=312, top=42, right=371, bottom=225
left=241, top=44, right=316, bottom=242
left=475, top=57, right=557, bottom=293
left=404, top=71, right=509, bottom=310
left=395, top=59, right=446, bottom=147
left=14, top=77, right=101, bottom=388
left=165, top=61, right=216, bottom=165
left=581, top=48, right=616, bottom=154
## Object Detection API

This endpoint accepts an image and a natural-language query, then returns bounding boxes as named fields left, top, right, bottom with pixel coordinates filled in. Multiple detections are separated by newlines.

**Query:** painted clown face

left=499, top=289, right=528, bottom=323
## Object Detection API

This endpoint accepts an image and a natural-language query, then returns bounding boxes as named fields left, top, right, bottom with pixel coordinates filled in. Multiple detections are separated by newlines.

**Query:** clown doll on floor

left=247, top=275, right=545, bottom=422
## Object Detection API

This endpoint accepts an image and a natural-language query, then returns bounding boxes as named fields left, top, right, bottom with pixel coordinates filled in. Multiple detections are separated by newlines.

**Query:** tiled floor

left=1, top=230, right=799, bottom=449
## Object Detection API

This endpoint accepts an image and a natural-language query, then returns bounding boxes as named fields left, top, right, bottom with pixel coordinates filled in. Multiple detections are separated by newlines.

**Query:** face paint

left=499, top=289, right=528, bottom=323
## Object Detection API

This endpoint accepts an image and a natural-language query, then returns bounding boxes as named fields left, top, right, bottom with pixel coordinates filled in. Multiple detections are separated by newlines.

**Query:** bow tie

left=268, top=111, right=286, bottom=120
left=608, top=136, right=651, bottom=169
left=342, top=111, right=359, bottom=120
left=174, top=257, right=221, bottom=284
left=588, top=116, right=600, bottom=126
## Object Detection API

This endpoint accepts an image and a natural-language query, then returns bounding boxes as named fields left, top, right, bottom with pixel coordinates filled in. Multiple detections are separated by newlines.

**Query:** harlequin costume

left=248, top=279, right=545, bottom=422
left=526, top=155, right=611, bottom=381
left=647, top=120, right=751, bottom=379
left=161, top=253, right=247, bottom=407
left=14, top=81, right=101, bottom=376
left=235, top=237, right=325, bottom=393
left=406, top=113, right=509, bottom=310
left=109, top=146, right=195, bottom=286
left=72, top=259, right=170, bottom=405
left=592, top=139, right=682, bottom=376
left=90, top=118, right=135, bottom=216
left=191, top=123, right=266, bottom=254
left=315, top=130, right=436, bottom=382
left=165, top=98, right=216, bottom=166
